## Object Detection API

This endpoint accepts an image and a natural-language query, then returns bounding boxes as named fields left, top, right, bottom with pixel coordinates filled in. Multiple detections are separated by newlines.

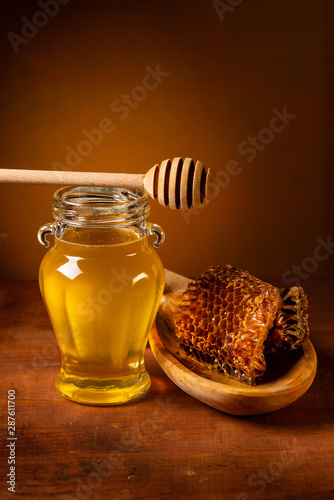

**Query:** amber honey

left=38, top=187, right=165, bottom=405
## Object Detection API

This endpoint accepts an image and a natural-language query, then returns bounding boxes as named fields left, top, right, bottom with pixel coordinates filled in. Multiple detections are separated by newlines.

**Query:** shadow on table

left=232, top=346, right=334, bottom=430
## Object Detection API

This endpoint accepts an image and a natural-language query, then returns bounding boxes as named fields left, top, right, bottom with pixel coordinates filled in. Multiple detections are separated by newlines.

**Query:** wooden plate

left=149, top=270, right=317, bottom=415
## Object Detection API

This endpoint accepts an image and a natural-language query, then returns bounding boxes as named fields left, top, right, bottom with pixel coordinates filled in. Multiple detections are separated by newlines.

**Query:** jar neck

left=52, top=186, right=150, bottom=239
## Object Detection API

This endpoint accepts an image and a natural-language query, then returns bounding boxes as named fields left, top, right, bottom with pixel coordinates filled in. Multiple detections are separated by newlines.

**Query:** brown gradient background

left=0, top=0, right=333, bottom=281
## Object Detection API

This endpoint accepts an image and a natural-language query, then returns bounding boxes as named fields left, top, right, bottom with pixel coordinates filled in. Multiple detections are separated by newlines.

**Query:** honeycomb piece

left=174, top=265, right=282, bottom=385
left=265, top=286, right=310, bottom=351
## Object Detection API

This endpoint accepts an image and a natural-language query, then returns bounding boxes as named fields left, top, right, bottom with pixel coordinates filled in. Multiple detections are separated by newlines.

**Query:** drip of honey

left=39, top=227, right=164, bottom=405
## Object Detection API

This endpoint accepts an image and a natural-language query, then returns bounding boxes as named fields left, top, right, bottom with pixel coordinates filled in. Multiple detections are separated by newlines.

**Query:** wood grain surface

left=0, top=278, right=333, bottom=499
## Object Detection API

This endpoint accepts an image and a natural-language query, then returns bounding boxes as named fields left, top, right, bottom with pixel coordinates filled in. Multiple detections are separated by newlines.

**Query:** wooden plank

left=0, top=278, right=333, bottom=499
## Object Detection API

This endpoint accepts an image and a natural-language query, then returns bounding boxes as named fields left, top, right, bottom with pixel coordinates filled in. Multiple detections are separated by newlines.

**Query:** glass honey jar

left=38, top=186, right=165, bottom=405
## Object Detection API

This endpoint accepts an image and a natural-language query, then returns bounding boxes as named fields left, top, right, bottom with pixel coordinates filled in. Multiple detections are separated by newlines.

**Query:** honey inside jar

left=38, top=187, right=165, bottom=405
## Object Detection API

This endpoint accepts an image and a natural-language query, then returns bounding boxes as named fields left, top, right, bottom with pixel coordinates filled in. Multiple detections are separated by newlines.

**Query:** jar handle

left=38, top=223, right=54, bottom=248
left=149, top=223, right=165, bottom=248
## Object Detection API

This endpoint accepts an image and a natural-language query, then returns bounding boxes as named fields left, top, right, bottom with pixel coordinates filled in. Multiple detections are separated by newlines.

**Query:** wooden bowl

left=149, top=270, right=317, bottom=415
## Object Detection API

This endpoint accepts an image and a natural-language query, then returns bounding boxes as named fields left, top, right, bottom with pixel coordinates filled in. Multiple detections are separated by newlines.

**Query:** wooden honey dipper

left=0, top=157, right=219, bottom=210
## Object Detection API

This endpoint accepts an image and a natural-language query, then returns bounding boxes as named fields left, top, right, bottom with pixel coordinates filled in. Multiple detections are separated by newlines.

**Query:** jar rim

left=54, top=185, right=148, bottom=208
left=53, top=186, right=149, bottom=227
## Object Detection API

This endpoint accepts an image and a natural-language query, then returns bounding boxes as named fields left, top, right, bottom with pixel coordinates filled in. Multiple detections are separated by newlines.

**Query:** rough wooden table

left=0, top=278, right=333, bottom=500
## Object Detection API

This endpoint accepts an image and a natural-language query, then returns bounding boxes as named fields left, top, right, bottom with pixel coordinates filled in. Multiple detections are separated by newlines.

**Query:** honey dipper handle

left=0, top=169, right=145, bottom=189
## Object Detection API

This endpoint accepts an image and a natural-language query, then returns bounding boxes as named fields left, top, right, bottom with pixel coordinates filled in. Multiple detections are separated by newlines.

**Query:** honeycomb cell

left=174, top=265, right=309, bottom=385
left=265, top=286, right=309, bottom=351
